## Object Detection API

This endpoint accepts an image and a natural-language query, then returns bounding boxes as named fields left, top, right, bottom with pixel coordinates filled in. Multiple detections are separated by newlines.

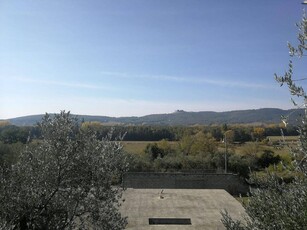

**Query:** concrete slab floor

left=120, top=189, right=246, bottom=230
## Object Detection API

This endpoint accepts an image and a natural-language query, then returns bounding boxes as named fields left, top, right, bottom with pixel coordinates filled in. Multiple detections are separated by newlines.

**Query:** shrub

left=0, top=112, right=128, bottom=229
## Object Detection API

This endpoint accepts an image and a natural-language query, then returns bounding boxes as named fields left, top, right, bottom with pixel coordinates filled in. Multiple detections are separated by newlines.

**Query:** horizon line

left=1, top=107, right=297, bottom=120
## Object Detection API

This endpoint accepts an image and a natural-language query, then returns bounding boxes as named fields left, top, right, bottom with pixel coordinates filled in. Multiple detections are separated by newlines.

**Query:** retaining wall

left=123, top=172, right=249, bottom=195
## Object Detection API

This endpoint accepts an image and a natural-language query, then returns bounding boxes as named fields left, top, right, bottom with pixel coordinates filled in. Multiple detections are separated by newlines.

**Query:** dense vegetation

left=0, top=120, right=298, bottom=143
left=83, top=122, right=298, bottom=142
left=0, top=112, right=128, bottom=229
left=124, top=134, right=289, bottom=179
left=0, top=120, right=297, bottom=179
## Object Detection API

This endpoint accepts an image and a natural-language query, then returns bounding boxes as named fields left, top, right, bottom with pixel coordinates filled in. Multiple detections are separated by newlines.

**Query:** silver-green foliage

left=221, top=10, right=307, bottom=230
left=222, top=173, right=307, bottom=230
left=275, top=10, right=306, bottom=177
left=0, top=111, right=128, bottom=229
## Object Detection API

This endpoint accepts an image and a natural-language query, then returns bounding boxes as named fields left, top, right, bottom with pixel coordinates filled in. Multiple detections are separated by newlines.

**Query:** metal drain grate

left=149, top=218, right=192, bottom=225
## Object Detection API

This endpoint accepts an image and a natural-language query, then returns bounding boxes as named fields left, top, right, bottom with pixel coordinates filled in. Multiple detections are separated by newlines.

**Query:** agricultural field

left=122, top=141, right=178, bottom=154
left=122, top=141, right=152, bottom=154
left=267, top=135, right=298, bottom=142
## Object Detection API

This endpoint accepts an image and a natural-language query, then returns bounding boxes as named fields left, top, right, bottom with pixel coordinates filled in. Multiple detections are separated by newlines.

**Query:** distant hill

left=7, top=108, right=303, bottom=126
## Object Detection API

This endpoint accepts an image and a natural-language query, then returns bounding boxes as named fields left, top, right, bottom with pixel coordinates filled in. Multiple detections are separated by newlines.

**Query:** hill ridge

left=5, top=108, right=301, bottom=126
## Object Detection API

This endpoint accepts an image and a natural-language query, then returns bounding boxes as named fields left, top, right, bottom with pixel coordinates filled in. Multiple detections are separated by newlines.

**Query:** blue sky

left=0, top=0, right=306, bottom=119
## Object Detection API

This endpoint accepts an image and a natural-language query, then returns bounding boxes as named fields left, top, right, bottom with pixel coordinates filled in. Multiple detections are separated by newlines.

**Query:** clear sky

left=0, top=0, right=306, bottom=119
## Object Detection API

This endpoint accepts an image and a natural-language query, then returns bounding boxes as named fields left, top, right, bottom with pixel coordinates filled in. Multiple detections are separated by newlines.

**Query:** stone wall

left=123, top=172, right=249, bottom=195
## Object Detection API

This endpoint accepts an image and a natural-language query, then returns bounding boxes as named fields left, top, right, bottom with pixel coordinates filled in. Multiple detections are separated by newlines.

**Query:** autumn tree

left=190, top=132, right=217, bottom=156
left=252, top=127, right=265, bottom=141
left=0, top=111, right=128, bottom=229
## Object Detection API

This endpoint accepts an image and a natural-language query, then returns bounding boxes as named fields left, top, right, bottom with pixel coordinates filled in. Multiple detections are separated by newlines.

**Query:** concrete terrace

left=120, top=189, right=246, bottom=230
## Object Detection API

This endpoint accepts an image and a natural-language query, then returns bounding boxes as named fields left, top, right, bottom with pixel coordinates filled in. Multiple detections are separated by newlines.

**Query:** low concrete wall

left=123, top=172, right=249, bottom=195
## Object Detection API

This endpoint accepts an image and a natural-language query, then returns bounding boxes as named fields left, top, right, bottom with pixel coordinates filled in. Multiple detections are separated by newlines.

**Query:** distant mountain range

left=4, top=108, right=303, bottom=126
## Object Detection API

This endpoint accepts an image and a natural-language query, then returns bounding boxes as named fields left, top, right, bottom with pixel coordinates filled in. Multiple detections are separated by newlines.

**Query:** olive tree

left=221, top=10, right=307, bottom=230
left=0, top=111, right=128, bottom=229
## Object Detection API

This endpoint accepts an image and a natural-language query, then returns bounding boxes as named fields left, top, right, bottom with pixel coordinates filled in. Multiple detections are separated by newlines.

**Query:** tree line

left=0, top=121, right=298, bottom=144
